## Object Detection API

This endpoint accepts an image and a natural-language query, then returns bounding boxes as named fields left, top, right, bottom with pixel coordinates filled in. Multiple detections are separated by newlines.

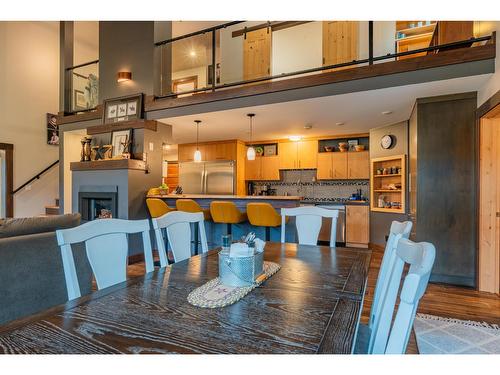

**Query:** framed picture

left=74, top=90, right=87, bottom=110
left=348, top=139, right=359, bottom=151
left=207, top=63, right=221, bottom=85
left=46, top=113, right=59, bottom=146
left=111, top=129, right=133, bottom=157
left=264, top=144, right=277, bottom=156
left=103, top=93, right=143, bottom=124
left=172, top=76, right=197, bottom=95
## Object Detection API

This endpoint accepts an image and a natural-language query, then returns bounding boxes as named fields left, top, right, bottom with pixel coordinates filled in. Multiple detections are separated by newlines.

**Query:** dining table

left=0, top=242, right=371, bottom=354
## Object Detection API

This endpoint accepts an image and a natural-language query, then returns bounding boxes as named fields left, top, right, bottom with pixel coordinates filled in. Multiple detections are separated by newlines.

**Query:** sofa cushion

left=0, top=213, right=81, bottom=239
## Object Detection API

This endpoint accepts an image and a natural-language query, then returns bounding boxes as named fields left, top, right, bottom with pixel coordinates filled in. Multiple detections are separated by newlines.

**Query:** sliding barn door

left=322, top=21, right=358, bottom=69
left=479, top=106, right=500, bottom=294
left=243, top=28, right=271, bottom=81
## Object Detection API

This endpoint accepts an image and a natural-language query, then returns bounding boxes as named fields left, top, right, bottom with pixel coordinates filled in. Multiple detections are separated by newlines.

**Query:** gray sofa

left=0, top=214, right=93, bottom=326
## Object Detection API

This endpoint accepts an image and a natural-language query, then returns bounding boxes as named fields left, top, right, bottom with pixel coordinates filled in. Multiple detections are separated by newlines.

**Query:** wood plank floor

left=126, top=247, right=500, bottom=354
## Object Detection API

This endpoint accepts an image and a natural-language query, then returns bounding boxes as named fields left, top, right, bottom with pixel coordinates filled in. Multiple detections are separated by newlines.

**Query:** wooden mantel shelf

left=86, top=119, right=158, bottom=135
left=70, top=159, right=147, bottom=171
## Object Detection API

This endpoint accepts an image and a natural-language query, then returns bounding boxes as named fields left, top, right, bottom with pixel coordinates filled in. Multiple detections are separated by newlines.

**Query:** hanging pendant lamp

left=247, top=113, right=256, bottom=161
left=194, top=120, right=202, bottom=162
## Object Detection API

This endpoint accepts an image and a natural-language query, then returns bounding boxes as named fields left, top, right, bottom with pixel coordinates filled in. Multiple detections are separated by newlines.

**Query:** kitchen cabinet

left=178, top=144, right=201, bottom=162
left=346, top=205, right=369, bottom=247
left=332, top=152, right=348, bottom=179
left=348, top=151, right=369, bottom=179
left=178, top=141, right=236, bottom=162
left=279, top=140, right=318, bottom=170
left=245, top=155, right=280, bottom=181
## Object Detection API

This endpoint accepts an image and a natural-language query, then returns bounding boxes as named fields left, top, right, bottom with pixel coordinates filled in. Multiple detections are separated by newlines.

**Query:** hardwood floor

left=126, top=247, right=500, bottom=354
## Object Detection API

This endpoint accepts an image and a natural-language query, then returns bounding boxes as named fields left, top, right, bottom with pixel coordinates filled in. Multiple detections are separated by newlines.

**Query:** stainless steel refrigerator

left=178, top=161, right=235, bottom=195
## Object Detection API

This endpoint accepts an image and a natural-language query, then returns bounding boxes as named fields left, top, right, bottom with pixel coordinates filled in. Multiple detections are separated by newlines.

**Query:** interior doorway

left=0, top=143, right=14, bottom=218
left=479, top=103, right=500, bottom=294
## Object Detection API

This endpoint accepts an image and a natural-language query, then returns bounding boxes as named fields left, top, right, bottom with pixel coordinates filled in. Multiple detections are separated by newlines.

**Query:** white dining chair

left=152, top=211, right=208, bottom=263
left=369, top=221, right=413, bottom=336
left=56, top=218, right=154, bottom=301
left=355, top=237, right=435, bottom=354
left=280, top=206, right=339, bottom=248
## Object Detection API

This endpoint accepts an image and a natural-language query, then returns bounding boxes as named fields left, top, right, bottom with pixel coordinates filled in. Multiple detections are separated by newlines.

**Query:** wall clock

left=381, top=134, right=394, bottom=149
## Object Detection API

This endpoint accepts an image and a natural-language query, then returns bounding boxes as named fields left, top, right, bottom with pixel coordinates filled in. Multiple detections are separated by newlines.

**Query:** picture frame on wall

left=103, top=93, right=143, bottom=124
left=111, top=129, right=133, bottom=158
left=74, top=90, right=87, bottom=110
left=46, top=113, right=59, bottom=146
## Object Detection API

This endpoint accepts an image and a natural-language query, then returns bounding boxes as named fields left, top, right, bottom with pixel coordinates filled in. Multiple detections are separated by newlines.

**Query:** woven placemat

left=187, top=261, right=281, bottom=308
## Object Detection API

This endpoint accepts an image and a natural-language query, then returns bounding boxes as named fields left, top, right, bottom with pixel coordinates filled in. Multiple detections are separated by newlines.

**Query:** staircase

left=43, top=198, right=60, bottom=216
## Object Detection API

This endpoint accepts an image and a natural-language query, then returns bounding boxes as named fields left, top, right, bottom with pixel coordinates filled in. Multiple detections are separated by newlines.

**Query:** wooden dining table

left=0, top=242, right=371, bottom=354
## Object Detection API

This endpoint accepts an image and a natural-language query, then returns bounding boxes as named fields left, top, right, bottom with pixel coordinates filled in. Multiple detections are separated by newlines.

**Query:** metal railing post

left=369, top=21, right=374, bottom=65
left=211, top=30, right=216, bottom=92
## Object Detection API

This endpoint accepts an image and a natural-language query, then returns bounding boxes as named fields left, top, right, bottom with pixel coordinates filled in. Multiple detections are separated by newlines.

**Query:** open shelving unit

left=370, top=155, right=406, bottom=213
left=395, top=21, right=436, bottom=61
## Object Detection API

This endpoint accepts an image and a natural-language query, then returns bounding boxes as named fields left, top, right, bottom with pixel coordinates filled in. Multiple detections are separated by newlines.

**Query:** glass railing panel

left=67, top=61, right=99, bottom=112
left=372, top=21, right=397, bottom=63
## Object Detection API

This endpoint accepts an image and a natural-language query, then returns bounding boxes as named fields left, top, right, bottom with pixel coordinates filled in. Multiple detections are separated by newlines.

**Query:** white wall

left=172, top=65, right=207, bottom=89
left=272, top=22, right=322, bottom=75
left=0, top=22, right=60, bottom=217
left=477, top=21, right=500, bottom=106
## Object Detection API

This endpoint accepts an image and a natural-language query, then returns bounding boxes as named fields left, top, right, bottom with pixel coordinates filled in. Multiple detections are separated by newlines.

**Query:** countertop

left=147, top=194, right=302, bottom=201
left=300, top=199, right=370, bottom=206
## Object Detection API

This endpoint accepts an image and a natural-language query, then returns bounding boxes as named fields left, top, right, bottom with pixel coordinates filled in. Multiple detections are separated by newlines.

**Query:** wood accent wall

left=479, top=112, right=500, bottom=294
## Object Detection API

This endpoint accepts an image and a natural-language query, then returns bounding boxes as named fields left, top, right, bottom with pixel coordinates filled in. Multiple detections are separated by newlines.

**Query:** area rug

left=414, top=313, right=500, bottom=354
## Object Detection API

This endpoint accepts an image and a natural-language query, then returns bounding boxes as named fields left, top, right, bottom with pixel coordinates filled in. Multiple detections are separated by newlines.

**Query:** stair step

left=45, top=205, right=60, bottom=216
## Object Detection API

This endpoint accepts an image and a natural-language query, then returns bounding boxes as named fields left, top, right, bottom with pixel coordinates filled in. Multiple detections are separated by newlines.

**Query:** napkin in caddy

left=218, top=240, right=265, bottom=287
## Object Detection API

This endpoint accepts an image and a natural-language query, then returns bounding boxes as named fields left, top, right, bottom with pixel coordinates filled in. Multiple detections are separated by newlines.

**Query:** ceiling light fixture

left=288, top=135, right=302, bottom=142
left=246, top=113, right=256, bottom=161
left=382, top=110, right=393, bottom=115
left=194, top=120, right=202, bottom=162
left=189, top=50, right=196, bottom=57
left=304, top=124, right=312, bottom=130
left=117, top=71, right=132, bottom=83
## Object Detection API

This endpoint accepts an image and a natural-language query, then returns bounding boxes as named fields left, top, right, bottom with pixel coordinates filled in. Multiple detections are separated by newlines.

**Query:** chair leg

left=227, top=223, right=232, bottom=236
left=265, top=227, right=271, bottom=241
left=194, top=224, right=199, bottom=255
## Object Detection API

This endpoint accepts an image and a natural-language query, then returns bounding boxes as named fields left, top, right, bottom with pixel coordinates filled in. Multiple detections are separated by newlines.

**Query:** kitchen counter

left=147, top=194, right=302, bottom=201
left=300, top=199, right=370, bottom=206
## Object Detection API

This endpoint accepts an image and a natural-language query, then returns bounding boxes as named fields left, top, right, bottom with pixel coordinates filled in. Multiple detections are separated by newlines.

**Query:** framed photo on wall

left=74, top=90, right=87, bottom=110
left=103, top=93, right=143, bottom=124
left=46, top=113, right=59, bottom=146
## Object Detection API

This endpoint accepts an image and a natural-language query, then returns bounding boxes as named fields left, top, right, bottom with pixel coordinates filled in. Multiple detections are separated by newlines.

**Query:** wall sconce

left=117, top=71, right=132, bottom=83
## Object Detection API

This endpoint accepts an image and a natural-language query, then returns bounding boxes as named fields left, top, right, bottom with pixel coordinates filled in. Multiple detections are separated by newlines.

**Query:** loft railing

left=12, top=160, right=59, bottom=195
left=154, top=21, right=494, bottom=99
left=64, top=60, right=99, bottom=115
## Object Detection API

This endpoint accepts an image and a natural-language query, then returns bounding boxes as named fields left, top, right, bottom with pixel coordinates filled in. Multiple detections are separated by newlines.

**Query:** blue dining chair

left=355, top=237, right=435, bottom=354
left=56, top=219, right=155, bottom=300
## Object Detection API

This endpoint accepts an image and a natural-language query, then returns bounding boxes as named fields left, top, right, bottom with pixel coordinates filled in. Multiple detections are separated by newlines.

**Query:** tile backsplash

left=252, top=169, right=369, bottom=202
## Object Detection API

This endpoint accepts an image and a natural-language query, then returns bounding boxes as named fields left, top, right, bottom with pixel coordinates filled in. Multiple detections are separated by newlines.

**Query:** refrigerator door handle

left=203, top=167, right=208, bottom=194
left=201, top=168, right=205, bottom=194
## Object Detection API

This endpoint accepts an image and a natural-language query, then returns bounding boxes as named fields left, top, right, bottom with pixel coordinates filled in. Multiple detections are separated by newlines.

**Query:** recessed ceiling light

left=336, top=122, right=345, bottom=126
left=382, top=110, right=393, bottom=115
left=288, top=135, right=302, bottom=142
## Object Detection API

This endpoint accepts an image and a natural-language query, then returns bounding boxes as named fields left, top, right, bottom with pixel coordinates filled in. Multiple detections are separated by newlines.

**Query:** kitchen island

left=146, top=194, right=302, bottom=246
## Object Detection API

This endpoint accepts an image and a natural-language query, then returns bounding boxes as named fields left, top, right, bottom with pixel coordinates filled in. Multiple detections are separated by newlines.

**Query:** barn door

left=243, top=28, right=271, bottom=81
left=322, top=21, right=358, bottom=69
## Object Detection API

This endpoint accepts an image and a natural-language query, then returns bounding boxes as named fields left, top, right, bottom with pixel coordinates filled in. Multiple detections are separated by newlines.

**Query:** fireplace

left=78, top=192, right=118, bottom=222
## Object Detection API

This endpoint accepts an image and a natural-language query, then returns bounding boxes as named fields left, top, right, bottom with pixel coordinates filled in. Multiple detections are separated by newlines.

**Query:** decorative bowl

left=355, top=145, right=366, bottom=152
left=324, top=146, right=334, bottom=152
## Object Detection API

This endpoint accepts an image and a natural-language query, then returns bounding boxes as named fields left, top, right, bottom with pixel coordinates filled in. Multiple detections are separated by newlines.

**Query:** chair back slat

left=369, top=238, right=435, bottom=354
left=56, top=218, right=154, bottom=300
left=152, top=211, right=208, bottom=263
left=281, top=206, right=339, bottom=248
left=369, top=221, right=412, bottom=336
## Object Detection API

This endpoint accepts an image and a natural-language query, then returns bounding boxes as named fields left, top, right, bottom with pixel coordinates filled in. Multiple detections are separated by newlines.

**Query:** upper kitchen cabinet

left=178, top=141, right=237, bottom=162
left=278, top=140, right=318, bottom=170
left=347, top=151, right=369, bottom=179
left=245, top=155, right=280, bottom=181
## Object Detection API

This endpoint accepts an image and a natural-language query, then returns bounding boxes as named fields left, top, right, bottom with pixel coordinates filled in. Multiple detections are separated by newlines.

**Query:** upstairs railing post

left=369, top=21, right=374, bottom=65
left=211, top=30, right=216, bottom=92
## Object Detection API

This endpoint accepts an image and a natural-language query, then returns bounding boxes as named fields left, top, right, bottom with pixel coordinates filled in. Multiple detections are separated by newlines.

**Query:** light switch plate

left=149, top=142, right=154, bottom=151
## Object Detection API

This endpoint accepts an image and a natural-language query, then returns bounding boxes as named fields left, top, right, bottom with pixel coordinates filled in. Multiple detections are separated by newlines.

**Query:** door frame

left=0, top=143, right=14, bottom=218
left=477, top=89, right=500, bottom=294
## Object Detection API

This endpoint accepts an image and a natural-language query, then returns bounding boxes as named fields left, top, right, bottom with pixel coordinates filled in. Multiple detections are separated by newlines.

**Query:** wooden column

left=0, top=143, right=14, bottom=218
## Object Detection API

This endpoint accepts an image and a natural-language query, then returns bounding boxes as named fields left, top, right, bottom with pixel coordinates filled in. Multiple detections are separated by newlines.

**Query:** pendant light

left=247, top=113, right=256, bottom=161
left=194, top=120, right=202, bottom=162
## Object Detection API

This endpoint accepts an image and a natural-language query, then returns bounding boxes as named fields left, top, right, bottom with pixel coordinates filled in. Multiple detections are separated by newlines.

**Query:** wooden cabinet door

left=243, top=28, right=271, bottom=81
left=322, top=21, right=358, bottom=68
left=261, top=155, right=280, bottom=180
left=346, top=205, right=369, bottom=246
left=331, top=152, right=348, bottom=179
left=178, top=144, right=198, bottom=162
left=297, top=140, right=318, bottom=169
left=279, top=142, right=297, bottom=170
left=245, top=156, right=261, bottom=180
left=215, top=142, right=236, bottom=160
left=316, top=153, right=332, bottom=180
left=348, top=151, right=369, bottom=179
left=203, top=144, right=216, bottom=161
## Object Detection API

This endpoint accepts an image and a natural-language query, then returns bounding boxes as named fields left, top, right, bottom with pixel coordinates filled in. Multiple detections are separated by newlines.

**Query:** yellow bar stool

left=246, top=202, right=282, bottom=241
left=176, top=199, right=212, bottom=221
left=146, top=198, right=176, bottom=218
left=210, top=201, right=247, bottom=235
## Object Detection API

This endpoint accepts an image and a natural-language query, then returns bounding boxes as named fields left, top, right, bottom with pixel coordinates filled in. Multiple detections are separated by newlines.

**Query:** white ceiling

left=160, top=73, right=492, bottom=144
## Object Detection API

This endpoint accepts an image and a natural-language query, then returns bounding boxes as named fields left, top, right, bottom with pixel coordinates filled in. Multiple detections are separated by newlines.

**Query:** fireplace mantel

left=70, top=159, right=147, bottom=171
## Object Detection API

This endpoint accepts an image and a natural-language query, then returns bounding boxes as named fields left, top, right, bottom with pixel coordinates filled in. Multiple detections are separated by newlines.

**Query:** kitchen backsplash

left=252, top=169, right=369, bottom=202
